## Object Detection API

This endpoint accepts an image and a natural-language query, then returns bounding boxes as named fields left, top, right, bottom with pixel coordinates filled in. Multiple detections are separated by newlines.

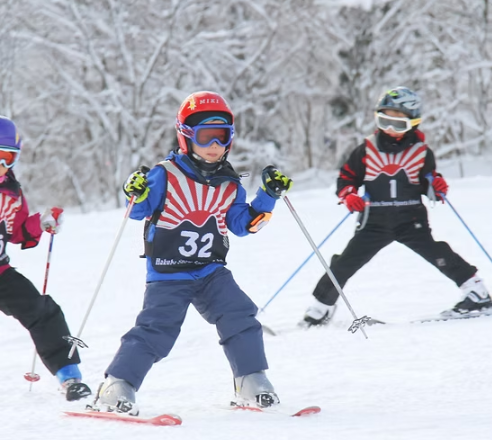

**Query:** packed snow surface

left=2, top=176, right=492, bottom=439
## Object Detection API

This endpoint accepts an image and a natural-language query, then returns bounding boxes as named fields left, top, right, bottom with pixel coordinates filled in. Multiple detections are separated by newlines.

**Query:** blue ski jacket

left=128, top=152, right=276, bottom=282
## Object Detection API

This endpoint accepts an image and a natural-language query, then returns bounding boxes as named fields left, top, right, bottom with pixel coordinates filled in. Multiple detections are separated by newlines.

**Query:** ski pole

left=281, top=195, right=369, bottom=337
left=261, top=166, right=370, bottom=337
left=65, top=166, right=150, bottom=358
left=443, top=196, right=492, bottom=264
left=355, top=194, right=371, bottom=231
left=259, top=212, right=351, bottom=313
left=426, top=174, right=492, bottom=264
left=24, top=224, right=58, bottom=388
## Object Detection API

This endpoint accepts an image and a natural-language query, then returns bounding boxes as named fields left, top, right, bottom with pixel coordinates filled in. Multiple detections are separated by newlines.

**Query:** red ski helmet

left=175, top=91, right=234, bottom=155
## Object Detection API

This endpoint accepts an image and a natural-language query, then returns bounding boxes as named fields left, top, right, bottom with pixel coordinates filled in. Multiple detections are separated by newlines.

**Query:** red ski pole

left=24, top=215, right=60, bottom=388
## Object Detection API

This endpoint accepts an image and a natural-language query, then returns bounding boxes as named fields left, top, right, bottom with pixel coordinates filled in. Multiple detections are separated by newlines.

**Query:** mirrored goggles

left=375, top=112, right=421, bottom=133
left=178, top=122, right=234, bottom=148
left=0, top=147, right=19, bottom=168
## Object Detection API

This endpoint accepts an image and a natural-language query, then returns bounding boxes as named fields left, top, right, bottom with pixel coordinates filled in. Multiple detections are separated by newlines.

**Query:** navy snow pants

left=106, top=267, right=268, bottom=390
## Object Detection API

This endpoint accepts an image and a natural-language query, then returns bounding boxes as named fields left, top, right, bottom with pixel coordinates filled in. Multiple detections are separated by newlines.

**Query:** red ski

left=232, top=405, right=321, bottom=417
left=291, top=406, right=321, bottom=417
left=63, top=410, right=182, bottom=426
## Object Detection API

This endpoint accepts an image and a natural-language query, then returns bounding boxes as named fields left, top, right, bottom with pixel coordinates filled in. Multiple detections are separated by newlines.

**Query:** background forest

left=1, top=0, right=490, bottom=209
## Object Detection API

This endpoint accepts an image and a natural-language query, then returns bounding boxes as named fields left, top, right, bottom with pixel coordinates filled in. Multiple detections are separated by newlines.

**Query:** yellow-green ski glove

left=123, top=169, right=150, bottom=203
left=261, top=166, right=293, bottom=199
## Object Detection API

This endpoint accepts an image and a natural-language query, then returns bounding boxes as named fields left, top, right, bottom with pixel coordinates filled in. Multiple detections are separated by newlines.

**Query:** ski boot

left=299, top=299, right=336, bottom=328
left=442, top=275, right=492, bottom=317
left=232, top=371, right=280, bottom=408
left=90, top=375, right=139, bottom=416
left=56, top=364, right=92, bottom=402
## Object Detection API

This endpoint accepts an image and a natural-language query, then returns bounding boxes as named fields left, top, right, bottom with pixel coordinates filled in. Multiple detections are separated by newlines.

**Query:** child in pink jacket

left=0, top=116, right=90, bottom=401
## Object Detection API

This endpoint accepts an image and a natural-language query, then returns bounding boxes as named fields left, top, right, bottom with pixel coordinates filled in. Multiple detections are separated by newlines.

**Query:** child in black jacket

left=301, top=87, right=490, bottom=326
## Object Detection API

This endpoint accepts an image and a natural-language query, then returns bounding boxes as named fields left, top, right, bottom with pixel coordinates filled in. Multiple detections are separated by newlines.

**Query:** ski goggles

left=0, top=147, right=19, bottom=169
left=177, top=122, right=234, bottom=148
left=375, top=112, right=422, bottom=133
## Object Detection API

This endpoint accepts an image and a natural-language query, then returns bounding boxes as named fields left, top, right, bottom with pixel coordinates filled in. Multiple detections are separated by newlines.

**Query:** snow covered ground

left=2, top=175, right=492, bottom=440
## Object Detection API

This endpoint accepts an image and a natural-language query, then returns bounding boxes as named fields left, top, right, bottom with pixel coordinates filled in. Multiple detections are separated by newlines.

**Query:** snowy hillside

left=2, top=176, right=492, bottom=440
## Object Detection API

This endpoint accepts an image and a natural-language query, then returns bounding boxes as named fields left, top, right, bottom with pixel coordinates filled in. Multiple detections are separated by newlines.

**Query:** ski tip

left=148, top=414, right=182, bottom=426
left=291, top=406, right=321, bottom=417
left=230, top=403, right=321, bottom=418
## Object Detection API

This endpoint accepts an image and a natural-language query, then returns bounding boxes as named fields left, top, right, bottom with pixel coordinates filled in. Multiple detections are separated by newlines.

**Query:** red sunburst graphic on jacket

left=158, top=162, right=238, bottom=235
left=0, top=193, right=22, bottom=234
left=365, top=138, right=427, bottom=184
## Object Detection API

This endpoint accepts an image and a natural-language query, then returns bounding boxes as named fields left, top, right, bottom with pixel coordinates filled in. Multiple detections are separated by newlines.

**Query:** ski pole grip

left=261, top=165, right=281, bottom=199
left=139, top=165, right=151, bottom=175
left=51, top=207, right=64, bottom=221
left=424, top=173, right=438, bottom=206
left=355, top=192, right=371, bottom=232
left=261, top=165, right=277, bottom=184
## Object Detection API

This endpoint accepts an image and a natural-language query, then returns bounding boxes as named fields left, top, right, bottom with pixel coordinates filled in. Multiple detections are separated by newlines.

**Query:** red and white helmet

left=176, top=91, right=234, bottom=155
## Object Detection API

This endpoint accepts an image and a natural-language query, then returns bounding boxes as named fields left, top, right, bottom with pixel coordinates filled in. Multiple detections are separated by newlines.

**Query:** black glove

left=261, top=166, right=293, bottom=199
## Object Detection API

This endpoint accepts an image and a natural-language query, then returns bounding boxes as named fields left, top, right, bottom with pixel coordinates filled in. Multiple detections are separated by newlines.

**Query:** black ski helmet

left=376, top=87, right=422, bottom=119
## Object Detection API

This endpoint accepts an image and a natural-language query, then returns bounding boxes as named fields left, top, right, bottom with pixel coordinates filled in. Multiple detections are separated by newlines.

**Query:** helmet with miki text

left=176, top=91, right=234, bottom=156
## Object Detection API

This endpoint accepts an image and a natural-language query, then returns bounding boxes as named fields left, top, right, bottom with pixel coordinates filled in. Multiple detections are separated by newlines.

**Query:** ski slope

left=2, top=176, right=492, bottom=440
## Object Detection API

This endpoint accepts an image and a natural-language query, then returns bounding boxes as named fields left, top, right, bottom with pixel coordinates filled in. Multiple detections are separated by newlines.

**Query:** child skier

left=301, top=86, right=491, bottom=327
left=95, top=91, right=292, bottom=414
left=0, top=116, right=91, bottom=400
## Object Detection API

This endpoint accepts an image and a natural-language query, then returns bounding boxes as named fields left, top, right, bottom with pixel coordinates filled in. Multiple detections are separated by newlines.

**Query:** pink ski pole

left=24, top=220, right=59, bottom=388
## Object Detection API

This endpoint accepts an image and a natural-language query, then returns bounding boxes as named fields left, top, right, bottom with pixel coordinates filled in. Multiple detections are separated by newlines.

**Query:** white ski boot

left=233, top=371, right=280, bottom=408
left=300, top=298, right=336, bottom=327
left=443, top=275, right=492, bottom=317
left=92, top=375, right=139, bottom=416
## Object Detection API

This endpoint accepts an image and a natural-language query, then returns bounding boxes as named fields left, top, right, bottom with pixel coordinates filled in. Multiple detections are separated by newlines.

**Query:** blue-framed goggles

left=0, top=147, right=20, bottom=169
left=177, top=121, right=234, bottom=148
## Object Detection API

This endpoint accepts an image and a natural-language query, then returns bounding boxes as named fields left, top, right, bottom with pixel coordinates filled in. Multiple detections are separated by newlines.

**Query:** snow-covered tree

left=0, top=0, right=488, bottom=209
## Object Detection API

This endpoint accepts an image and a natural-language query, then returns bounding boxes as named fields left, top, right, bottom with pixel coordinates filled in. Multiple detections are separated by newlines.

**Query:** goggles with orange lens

left=0, top=148, right=19, bottom=169
left=178, top=122, right=234, bottom=148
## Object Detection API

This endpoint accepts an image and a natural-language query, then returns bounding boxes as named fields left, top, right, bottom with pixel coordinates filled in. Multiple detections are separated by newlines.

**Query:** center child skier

left=94, top=91, right=293, bottom=414
left=301, top=86, right=491, bottom=327
left=0, top=116, right=90, bottom=400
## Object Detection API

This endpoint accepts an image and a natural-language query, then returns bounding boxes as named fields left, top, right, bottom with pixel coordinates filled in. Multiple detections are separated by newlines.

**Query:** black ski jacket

left=337, top=129, right=437, bottom=206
